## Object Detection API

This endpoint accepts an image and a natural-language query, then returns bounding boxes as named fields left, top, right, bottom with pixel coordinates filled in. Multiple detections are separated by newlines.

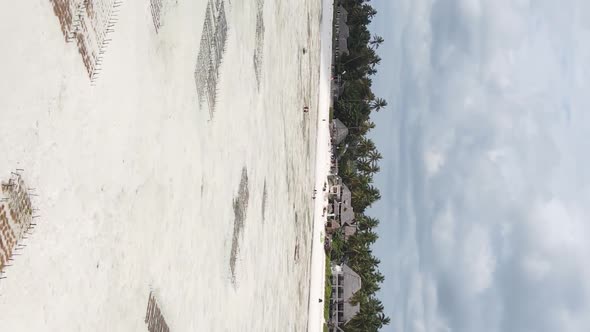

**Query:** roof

left=338, top=35, right=349, bottom=56
left=339, top=23, right=350, bottom=40
left=331, top=263, right=362, bottom=325
left=342, top=264, right=362, bottom=324
left=341, top=183, right=352, bottom=204
left=332, top=119, right=349, bottom=145
left=328, top=174, right=342, bottom=186
left=337, top=6, right=348, bottom=24
left=334, top=82, right=345, bottom=97
left=341, top=263, right=362, bottom=297
left=343, top=225, right=357, bottom=239
left=339, top=184, right=354, bottom=224
left=327, top=219, right=341, bottom=232
left=340, top=204, right=355, bottom=225
left=336, top=6, right=350, bottom=56
left=331, top=157, right=339, bottom=174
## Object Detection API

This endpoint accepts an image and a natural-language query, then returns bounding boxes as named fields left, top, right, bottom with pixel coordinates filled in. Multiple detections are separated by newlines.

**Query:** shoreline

left=307, top=0, right=334, bottom=330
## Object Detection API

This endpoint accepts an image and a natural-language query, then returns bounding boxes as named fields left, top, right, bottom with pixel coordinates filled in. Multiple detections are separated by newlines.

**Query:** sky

left=368, top=0, right=590, bottom=331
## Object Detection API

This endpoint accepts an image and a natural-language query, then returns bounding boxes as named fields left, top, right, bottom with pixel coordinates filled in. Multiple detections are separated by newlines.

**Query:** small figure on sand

left=303, top=106, right=309, bottom=113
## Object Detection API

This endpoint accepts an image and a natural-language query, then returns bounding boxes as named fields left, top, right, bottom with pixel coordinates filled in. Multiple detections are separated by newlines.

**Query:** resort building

left=328, top=174, right=343, bottom=198
left=334, top=5, right=350, bottom=60
left=330, top=153, right=339, bottom=177
left=342, top=224, right=357, bottom=241
left=329, top=263, right=362, bottom=331
left=332, top=75, right=346, bottom=101
left=335, top=183, right=354, bottom=225
left=326, top=218, right=341, bottom=235
left=331, top=119, right=349, bottom=146
left=326, top=181, right=356, bottom=238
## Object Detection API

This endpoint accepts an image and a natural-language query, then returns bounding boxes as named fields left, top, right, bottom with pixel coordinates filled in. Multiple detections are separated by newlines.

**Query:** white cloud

left=424, top=150, right=445, bottom=176
left=377, top=0, right=590, bottom=331
left=431, top=204, right=454, bottom=265
left=461, top=225, right=496, bottom=295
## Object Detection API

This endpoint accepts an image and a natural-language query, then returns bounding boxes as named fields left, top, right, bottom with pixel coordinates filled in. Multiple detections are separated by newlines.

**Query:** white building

left=329, top=263, right=362, bottom=331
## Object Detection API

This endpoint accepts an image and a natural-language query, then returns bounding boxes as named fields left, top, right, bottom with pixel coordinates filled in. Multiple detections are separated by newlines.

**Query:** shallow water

left=0, top=0, right=322, bottom=330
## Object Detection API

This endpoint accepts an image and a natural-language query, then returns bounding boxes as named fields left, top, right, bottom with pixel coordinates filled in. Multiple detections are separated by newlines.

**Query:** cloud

left=375, top=0, right=590, bottom=331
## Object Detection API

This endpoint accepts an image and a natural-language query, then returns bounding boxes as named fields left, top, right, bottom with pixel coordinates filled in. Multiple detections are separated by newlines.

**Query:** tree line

left=331, top=0, right=390, bottom=331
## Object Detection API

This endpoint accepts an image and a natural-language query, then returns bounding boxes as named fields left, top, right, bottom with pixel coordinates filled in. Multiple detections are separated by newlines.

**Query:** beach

left=307, top=0, right=334, bottom=330
left=0, top=0, right=331, bottom=330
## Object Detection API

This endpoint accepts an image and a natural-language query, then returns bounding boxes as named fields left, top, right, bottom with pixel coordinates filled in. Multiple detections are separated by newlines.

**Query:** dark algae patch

left=261, top=179, right=267, bottom=223
left=229, top=167, right=249, bottom=286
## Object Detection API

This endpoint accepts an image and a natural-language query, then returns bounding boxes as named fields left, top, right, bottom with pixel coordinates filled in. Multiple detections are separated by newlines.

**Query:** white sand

left=0, top=0, right=331, bottom=331
left=306, top=0, right=334, bottom=331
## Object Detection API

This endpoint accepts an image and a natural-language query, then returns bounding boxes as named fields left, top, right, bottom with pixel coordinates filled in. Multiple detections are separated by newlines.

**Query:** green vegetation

left=324, top=253, right=332, bottom=324
left=330, top=0, right=390, bottom=331
left=330, top=228, right=344, bottom=262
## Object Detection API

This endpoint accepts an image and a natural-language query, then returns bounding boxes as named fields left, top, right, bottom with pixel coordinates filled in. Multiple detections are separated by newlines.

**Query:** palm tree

left=366, top=185, right=381, bottom=202
left=370, top=98, right=387, bottom=112
left=358, top=215, right=379, bottom=231
left=369, top=35, right=384, bottom=49
left=353, top=121, right=376, bottom=135
left=369, top=55, right=381, bottom=67
left=366, top=163, right=380, bottom=174
left=378, top=312, right=391, bottom=327
left=368, top=150, right=382, bottom=164
left=358, top=137, right=377, bottom=153
left=356, top=159, right=371, bottom=174
left=364, top=5, right=378, bottom=19
left=358, top=230, right=378, bottom=245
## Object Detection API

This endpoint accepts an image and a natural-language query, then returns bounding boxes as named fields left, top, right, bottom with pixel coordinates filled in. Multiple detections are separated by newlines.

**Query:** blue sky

left=368, top=1, right=590, bottom=331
